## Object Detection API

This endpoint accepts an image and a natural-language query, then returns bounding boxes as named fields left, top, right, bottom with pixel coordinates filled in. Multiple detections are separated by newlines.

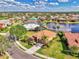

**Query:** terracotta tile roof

left=0, top=23, right=4, bottom=29
left=32, top=30, right=56, bottom=40
left=65, top=32, right=79, bottom=47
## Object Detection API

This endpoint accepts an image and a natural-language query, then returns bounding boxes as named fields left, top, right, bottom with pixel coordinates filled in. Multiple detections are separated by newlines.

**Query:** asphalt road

left=7, top=43, right=40, bottom=59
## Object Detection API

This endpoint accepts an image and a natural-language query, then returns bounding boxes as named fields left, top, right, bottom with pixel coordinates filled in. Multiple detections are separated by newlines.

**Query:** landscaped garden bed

left=19, top=31, right=37, bottom=49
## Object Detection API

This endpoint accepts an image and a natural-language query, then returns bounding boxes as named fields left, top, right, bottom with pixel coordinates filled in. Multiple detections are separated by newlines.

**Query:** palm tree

left=57, top=31, right=64, bottom=38
left=41, top=35, right=49, bottom=47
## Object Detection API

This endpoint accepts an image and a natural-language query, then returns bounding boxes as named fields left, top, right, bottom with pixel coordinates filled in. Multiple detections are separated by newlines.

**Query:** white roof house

left=23, top=23, right=40, bottom=30
left=0, top=20, right=11, bottom=27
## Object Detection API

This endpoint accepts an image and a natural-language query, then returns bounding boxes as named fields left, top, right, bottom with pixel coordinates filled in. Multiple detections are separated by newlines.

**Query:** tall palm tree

left=41, top=35, right=48, bottom=47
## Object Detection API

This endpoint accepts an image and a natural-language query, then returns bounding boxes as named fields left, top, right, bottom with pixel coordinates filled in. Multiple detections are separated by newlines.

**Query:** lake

left=47, top=22, right=79, bottom=32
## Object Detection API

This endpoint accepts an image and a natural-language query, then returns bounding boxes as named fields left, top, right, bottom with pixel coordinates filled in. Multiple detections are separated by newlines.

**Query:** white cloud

left=58, top=0, right=69, bottom=2
left=35, top=1, right=46, bottom=5
left=33, top=0, right=36, bottom=1
left=5, top=0, right=15, bottom=1
left=45, top=0, right=48, bottom=1
left=35, top=0, right=48, bottom=1
left=73, top=1, right=77, bottom=3
left=49, top=2, right=59, bottom=6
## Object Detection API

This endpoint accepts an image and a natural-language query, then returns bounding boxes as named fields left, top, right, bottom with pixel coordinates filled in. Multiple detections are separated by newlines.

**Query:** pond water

left=47, top=22, right=79, bottom=32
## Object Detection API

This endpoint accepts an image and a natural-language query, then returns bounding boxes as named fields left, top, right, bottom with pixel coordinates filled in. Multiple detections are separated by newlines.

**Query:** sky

left=15, top=0, right=79, bottom=7
left=14, top=0, right=79, bottom=12
left=0, top=0, right=79, bottom=12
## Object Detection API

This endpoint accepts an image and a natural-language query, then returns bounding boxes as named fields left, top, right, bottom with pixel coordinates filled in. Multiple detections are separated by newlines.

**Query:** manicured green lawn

left=67, top=22, right=79, bottom=24
left=26, top=31, right=37, bottom=37
left=43, top=20, right=52, bottom=23
left=37, top=37, right=78, bottom=59
left=0, top=16, right=8, bottom=20
left=19, top=41, right=32, bottom=49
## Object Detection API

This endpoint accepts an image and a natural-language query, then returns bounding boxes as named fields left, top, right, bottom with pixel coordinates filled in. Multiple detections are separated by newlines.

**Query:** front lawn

left=26, top=31, right=36, bottom=37
left=37, top=37, right=78, bottom=59
left=19, top=41, right=32, bottom=49
left=0, top=16, right=8, bottom=20
left=19, top=31, right=37, bottom=49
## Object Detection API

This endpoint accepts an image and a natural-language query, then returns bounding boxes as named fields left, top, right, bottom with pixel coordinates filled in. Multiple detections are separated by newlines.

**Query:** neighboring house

left=28, top=30, right=56, bottom=44
left=24, top=20, right=39, bottom=24
left=0, top=20, right=11, bottom=28
left=30, top=17, right=38, bottom=20
left=23, top=20, right=40, bottom=30
left=65, top=32, right=79, bottom=47
left=0, top=23, right=5, bottom=29
left=57, top=18, right=67, bottom=23
left=9, top=18, right=15, bottom=24
left=38, top=16, right=47, bottom=21
left=23, top=22, right=40, bottom=30
left=70, top=14, right=79, bottom=22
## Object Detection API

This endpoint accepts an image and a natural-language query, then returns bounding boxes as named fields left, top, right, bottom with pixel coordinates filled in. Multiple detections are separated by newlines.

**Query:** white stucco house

left=23, top=23, right=40, bottom=30
left=0, top=20, right=11, bottom=28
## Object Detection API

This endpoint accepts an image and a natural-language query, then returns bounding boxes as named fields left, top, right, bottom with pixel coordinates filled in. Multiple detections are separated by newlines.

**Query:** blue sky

left=0, top=0, right=79, bottom=12
left=15, top=0, right=79, bottom=7
left=13, top=0, right=79, bottom=12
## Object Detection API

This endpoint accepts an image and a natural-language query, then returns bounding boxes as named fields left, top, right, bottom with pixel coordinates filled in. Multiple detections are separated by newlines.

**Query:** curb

left=15, top=41, right=55, bottom=59
left=15, top=41, right=28, bottom=50
left=5, top=52, right=13, bottom=59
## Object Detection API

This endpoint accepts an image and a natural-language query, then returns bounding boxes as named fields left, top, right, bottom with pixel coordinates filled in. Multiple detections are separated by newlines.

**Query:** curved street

left=7, top=43, right=40, bottom=59
left=0, top=33, right=40, bottom=59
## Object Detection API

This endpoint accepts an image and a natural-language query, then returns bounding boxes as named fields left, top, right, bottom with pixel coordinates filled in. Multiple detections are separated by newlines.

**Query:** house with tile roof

left=28, top=30, right=56, bottom=44
left=0, top=23, right=5, bottom=29
left=0, top=20, right=11, bottom=29
left=65, top=32, right=79, bottom=47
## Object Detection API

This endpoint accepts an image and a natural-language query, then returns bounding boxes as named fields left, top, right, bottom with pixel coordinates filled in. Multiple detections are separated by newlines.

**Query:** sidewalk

left=0, top=33, right=6, bottom=35
left=16, top=41, right=55, bottom=59
left=5, top=52, right=13, bottom=59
